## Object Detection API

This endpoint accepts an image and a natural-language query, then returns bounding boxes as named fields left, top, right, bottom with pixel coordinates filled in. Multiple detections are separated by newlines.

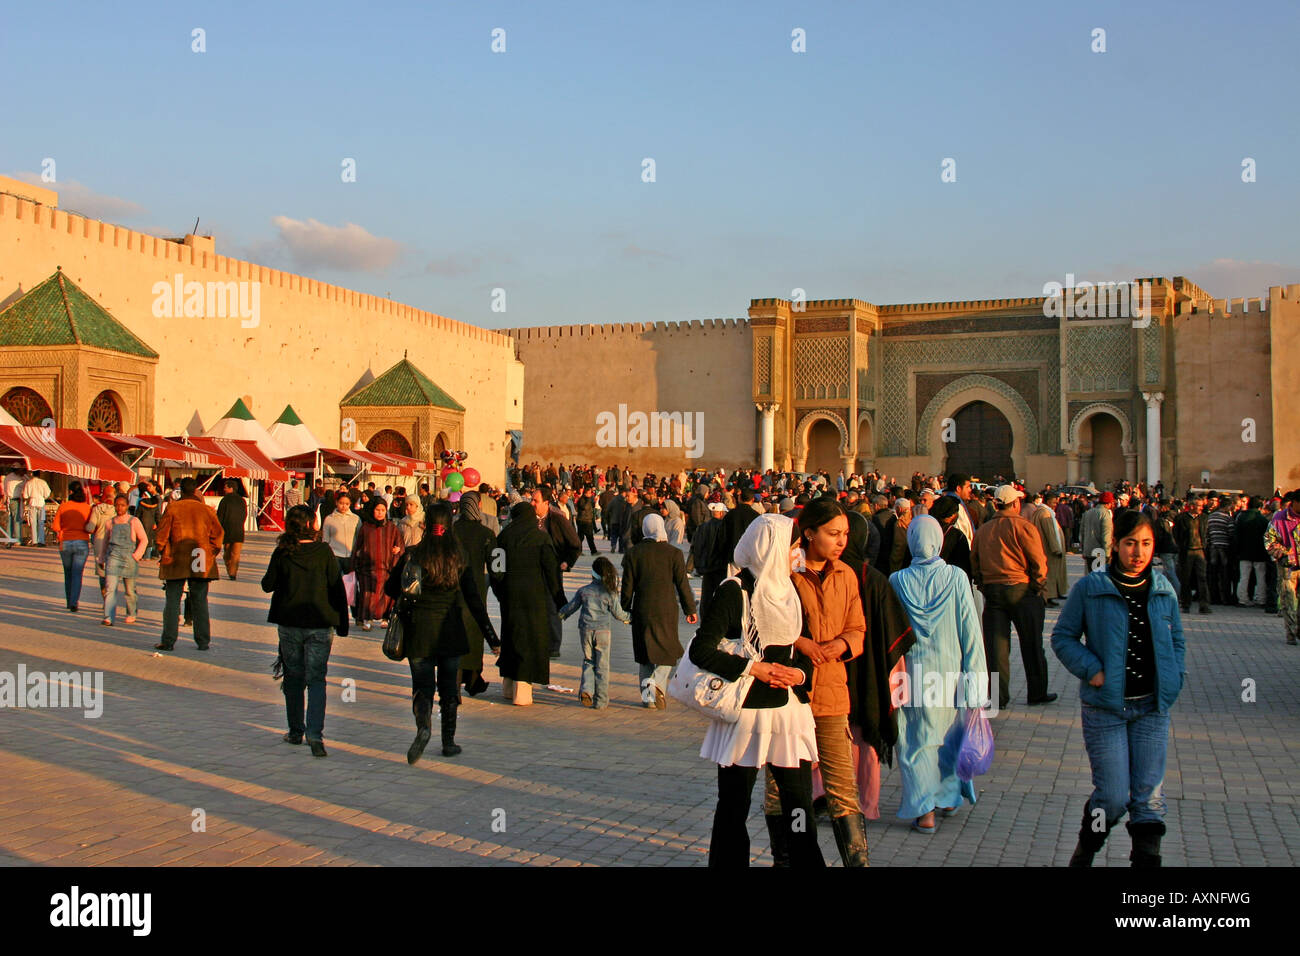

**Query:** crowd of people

left=11, top=455, right=1299, bottom=867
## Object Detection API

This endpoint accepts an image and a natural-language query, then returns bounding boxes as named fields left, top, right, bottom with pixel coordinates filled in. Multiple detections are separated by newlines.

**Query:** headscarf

left=363, top=496, right=388, bottom=524
left=889, top=515, right=964, bottom=637
left=732, top=513, right=802, bottom=650
left=458, top=490, right=484, bottom=523
left=841, top=510, right=871, bottom=575
left=641, top=513, right=667, bottom=542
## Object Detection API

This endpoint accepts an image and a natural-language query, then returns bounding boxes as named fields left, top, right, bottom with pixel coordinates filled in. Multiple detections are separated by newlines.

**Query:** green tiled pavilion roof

left=340, top=359, right=464, bottom=411
left=0, top=269, right=159, bottom=358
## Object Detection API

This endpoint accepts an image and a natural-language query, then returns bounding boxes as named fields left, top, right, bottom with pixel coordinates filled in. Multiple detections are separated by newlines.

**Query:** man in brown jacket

left=155, top=476, right=223, bottom=651
left=971, top=485, right=1056, bottom=709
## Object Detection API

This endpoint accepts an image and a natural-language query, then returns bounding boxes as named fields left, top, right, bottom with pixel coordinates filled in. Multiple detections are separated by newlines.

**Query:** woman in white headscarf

left=689, top=514, right=826, bottom=867
left=621, top=513, right=698, bottom=708
left=662, top=499, right=688, bottom=550
left=889, top=515, right=988, bottom=833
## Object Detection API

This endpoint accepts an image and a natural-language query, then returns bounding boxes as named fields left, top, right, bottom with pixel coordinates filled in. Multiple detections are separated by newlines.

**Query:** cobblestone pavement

left=0, top=533, right=1296, bottom=866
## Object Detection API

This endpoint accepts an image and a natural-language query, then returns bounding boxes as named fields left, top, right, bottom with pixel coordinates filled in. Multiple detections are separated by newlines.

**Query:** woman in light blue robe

left=889, top=516, right=989, bottom=832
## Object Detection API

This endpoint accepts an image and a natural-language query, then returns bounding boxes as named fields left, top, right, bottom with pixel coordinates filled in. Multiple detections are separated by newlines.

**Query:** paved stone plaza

left=0, top=534, right=1296, bottom=867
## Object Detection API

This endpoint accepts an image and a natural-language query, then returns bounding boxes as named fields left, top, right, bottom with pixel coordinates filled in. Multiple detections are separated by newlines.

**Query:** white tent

left=267, top=405, right=320, bottom=458
left=204, top=398, right=287, bottom=461
left=0, top=406, right=19, bottom=426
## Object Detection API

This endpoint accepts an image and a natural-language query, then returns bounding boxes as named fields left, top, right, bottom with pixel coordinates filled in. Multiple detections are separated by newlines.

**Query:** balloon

left=462, top=467, right=481, bottom=487
left=440, top=465, right=455, bottom=480
left=444, top=471, right=465, bottom=492
left=448, top=491, right=462, bottom=502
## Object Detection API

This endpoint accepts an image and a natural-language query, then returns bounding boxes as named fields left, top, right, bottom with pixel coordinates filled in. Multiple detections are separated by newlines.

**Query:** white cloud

left=270, top=215, right=403, bottom=272
left=1181, top=258, right=1297, bottom=300
left=6, top=171, right=146, bottom=221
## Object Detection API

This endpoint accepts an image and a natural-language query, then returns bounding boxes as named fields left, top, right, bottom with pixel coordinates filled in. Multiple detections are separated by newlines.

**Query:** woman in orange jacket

left=762, top=498, right=869, bottom=866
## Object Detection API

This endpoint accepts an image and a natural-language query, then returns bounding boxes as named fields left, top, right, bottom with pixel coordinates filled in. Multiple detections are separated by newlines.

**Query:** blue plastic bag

left=956, top=708, right=994, bottom=781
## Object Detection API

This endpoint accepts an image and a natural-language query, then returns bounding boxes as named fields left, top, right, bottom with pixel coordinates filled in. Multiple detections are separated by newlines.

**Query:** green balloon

left=444, top=471, right=465, bottom=492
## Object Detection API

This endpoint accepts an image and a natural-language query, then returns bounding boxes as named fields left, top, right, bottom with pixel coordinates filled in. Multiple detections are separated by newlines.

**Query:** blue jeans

left=1081, top=694, right=1169, bottom=826
left=59, top=540, right=89, bottom=609
left=30, top=504, right=46, bottom=544
left=161, top=578, right=210, bottom=647
left=6, top=498, right=21, bottom=543
left=580, top=628, right=612, bottom=707
left=1157, top=553, right=1181, bottom=599
left=278, top=626, right=333, bottom=741
left=103, top=573, right=138, bottom=622
left=639, top=662, right=672, bottom=703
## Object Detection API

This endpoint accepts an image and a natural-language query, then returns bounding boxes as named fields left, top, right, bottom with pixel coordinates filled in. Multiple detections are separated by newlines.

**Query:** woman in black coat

left=262, top=505, right=350, bottom=758
left=490, top=500, right=564, bottom=706
left=620, top=513, right=697, bottom=709
left=453, top=491, right=499, bottom=696
left=386, top=502, right=498, bottom=763
left=929, top=496, right=973, bottom=579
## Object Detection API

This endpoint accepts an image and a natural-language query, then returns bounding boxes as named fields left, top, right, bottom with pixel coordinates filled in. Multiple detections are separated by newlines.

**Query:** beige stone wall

left=1170, top=297, right=1274, bottom=492
left=1270, top=286, right=1300, bottom=491
left=505, top=320, right=754, bottom=472
left=0, top=194, right=514, bottom=485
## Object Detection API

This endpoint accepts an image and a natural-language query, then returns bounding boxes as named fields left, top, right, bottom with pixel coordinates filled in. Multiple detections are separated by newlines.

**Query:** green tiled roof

left=340, top=359, right=464, bottom=411
left=0, top=269, right=159, bottom=358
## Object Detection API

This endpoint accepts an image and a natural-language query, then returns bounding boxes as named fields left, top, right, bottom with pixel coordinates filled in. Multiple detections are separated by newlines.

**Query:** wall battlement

left=0, top=192, right=511, bottom=347
left=503, top=317, right=749, bottom=340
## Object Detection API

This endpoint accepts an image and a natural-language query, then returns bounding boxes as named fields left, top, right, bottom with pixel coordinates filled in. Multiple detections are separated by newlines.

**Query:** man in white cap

left=971, top=484, right=1056, bottom=709
left=691, top=500, right=731, bottom=618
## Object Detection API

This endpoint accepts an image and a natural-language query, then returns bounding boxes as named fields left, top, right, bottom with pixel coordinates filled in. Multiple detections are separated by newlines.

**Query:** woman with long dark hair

left=55, top=482, right=93, bottom=612
left=261, top=504, right=350, bottom=758
left=352, top=497, right=403, bottom=631
left=1052, top=509, right=1185, bottom=867
left=453, top=491, right=499, bottom=697
left=387, top=502, right=499, bottom=762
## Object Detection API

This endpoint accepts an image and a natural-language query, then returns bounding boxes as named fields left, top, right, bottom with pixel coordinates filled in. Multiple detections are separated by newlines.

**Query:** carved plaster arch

left=855, top=410, right=875, bottom=469
left=916, top=375, right=1039, bottom=456
left=794, top=408, right=851, bottom=461
left=1068, top=402, right=1134, bottom=454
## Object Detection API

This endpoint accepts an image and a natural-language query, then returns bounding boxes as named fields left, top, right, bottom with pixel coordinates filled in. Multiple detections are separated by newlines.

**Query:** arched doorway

left=432, top=432, right=448, bottom=461
left=944, top=401, right=1013, bottom=482
left=1, top=386, right=54, bottom=426
left=368, top=429, right=412, bottom=457
left=1078, top=412, right=1124, bottom=487
left=87, top=390, right=123, bottom=432
left=806, top=419, right=842, bottom=474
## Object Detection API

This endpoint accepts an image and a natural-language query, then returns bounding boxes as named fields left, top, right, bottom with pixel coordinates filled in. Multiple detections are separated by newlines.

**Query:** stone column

left=1124, top=452, right=1138, bottom=484
left=756, top=403, right=778, bottom=472
left=1142, top=391, right=1164, bottom=487
left=1066, top=451, right=1080, bottom=485
left=840, top=456, right=854, bottom=480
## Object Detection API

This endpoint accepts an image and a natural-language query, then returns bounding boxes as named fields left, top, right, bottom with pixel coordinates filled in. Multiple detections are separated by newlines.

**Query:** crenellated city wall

left=504, top=318, right=755, bottom=473
left=0, top=191, right=516, bottom=484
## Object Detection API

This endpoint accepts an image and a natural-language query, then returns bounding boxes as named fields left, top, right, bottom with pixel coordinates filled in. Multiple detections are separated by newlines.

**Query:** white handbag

left=669, top=578, right=758, bottom=723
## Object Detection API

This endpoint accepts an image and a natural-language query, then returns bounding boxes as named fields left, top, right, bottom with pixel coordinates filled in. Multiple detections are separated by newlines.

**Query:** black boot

left=407, top=692, right=432, bottom=764
left=441, top=701, right=462, bottom=757
left=1127, top=820, right=1166, bottom=868
left=1068, top=805, right=1114, bottom=867
left=765, top=814, right=791, bottom=867
left=830, top=813, right=870, bottom=867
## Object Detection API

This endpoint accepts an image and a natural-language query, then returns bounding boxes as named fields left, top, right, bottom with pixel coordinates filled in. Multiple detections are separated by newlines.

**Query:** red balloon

left=440, top=465, right=456, bottom=480
left=461, top=467, right=481, bottom=487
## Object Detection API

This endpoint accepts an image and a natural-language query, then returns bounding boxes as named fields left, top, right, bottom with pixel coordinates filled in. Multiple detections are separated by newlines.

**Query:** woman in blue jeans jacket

left=1051, top=509, right=1185, bottom=867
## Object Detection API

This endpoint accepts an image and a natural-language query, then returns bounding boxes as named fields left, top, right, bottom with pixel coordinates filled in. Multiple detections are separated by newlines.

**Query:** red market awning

left=186, top=436, right=290, bottom=481
left=277, top=448, right=415, bottom=477
left=0, top=426, right=134, bottom=482
left=91, top=432, right=235, bottom=468
left=377, top=452, right=437, bottom=474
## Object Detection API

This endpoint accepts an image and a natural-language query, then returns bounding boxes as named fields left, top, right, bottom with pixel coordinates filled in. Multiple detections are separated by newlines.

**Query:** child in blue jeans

left=559, top=557, right=631, bottom=708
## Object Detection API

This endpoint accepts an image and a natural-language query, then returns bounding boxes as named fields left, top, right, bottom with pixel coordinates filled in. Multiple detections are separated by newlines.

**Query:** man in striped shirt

left=1206, top=497, right=1237, bottom=606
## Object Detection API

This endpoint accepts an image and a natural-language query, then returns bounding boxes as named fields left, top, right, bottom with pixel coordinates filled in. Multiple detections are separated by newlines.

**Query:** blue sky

left=3, top=0, right=1297, bottom=328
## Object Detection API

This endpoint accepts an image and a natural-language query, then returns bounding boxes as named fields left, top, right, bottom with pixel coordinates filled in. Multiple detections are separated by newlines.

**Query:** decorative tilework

left=1143, top=322, right=1162, bottom=385
left=1066, top=326, right=1133, bottom=393
left=916, top=374, right=1040, bottom=455
left=755, top=335, right=772, bottom=395
left=794, top=336, right=849, bottom=401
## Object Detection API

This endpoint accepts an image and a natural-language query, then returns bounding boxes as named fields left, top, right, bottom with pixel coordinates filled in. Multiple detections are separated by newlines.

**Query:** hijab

left=458, top=490, right=484, bottom=524
left=732, top=513, right=802, bottom=650
left=889, top=515, right=964, bottom=636
left=641, top=513, right=668, bottom=543
left=842, top=510, right=871, bottom=576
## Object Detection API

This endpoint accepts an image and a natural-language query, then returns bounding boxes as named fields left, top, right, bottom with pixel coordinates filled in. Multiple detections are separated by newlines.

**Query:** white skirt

left=699, top=697, right=818, bottom=769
